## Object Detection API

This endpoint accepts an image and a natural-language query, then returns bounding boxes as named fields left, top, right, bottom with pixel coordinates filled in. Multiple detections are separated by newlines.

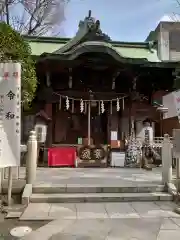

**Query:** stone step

left=30, top=192, right=173, bottom=203
left=32, top=184, right=165, bottom=194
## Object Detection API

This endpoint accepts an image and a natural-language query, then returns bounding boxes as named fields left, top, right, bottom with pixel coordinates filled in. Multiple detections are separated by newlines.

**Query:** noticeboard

left=0, top=63, right=21, bottom=167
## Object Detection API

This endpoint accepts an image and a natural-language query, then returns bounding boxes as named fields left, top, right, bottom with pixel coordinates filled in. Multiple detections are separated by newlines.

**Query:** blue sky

left=61, top=0, right=178, bottom=41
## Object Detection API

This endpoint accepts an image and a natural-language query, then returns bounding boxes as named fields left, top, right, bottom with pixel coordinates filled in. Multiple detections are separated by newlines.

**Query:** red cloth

left=48, top=147, right=76, bottom=167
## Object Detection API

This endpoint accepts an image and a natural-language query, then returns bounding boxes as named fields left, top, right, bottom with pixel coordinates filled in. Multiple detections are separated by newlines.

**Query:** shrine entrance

left=52, top=100, right=108, bottom=146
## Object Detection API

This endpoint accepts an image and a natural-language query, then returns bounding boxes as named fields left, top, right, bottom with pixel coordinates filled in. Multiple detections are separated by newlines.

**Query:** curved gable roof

left=24, top=11, right=178, bottom=66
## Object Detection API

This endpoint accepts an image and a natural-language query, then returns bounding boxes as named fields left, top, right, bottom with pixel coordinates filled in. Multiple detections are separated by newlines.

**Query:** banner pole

left=7, top=167, right=12, bottom=206
left=88, top=102, right=91, bottom=146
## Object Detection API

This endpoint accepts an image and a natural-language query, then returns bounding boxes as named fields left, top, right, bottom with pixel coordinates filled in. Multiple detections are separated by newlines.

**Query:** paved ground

left=4, top=167, right=164, bottom=185
left=21, top=217, right=180, bottom=240
left=2, top=167, right=179, bottom=239
left=2, top=167, right=166, bottom=196
left=21, top=202, right=179, bottom=220
left=0, top=212, right=49, bottom=239
left=5, top=167, right=164, bottom=186
left=35, top=167, right=163, bottom=185
left=20, top=201, right=180, bottom=239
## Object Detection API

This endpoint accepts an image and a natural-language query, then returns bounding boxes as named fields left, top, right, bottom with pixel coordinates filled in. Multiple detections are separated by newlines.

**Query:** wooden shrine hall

left=27, top=11, right=178, bottom=167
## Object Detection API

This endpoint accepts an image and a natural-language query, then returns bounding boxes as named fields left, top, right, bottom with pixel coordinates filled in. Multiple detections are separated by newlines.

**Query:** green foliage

left=0, top=22, right=37, bottom=109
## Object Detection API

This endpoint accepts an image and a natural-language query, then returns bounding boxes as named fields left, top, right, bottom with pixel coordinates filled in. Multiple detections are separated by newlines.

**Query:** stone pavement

left=10, top=167, right=164, bottom=184
left=21, top=218, right=180, bottom=240
left=21, top=202, right=179, bottom=220
left=35, top=167, right=163, bottom=185
left=20, top=202, right=180, bottom=239
left=9, top=168, right=178, bottom=239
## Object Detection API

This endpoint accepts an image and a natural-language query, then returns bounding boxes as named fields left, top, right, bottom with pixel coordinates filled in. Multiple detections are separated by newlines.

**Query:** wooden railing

left=153, top=137, right=173, bottom=148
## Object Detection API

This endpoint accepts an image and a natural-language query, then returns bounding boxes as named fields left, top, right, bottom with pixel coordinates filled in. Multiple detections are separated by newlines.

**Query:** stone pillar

left=12, top=167, right=19, bottom=180
left=162, top=134, right=172, bottom=185
left=26, top=131, right=38, bottom=184
left=0, top=168, right=2, bottom=194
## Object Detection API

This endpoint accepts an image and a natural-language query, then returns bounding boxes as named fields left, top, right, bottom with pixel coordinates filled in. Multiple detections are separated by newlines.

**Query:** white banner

left=173, top=90, right=180, bottom=122
left=0, top=63, right=21, bottom=167
left=173, top=129, right=180, bottom=158
left=163, top=90, right=180, bottom=120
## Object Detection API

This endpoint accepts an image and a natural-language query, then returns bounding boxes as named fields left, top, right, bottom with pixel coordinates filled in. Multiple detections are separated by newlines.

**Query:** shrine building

left=22, top=11, right=179, bottom=167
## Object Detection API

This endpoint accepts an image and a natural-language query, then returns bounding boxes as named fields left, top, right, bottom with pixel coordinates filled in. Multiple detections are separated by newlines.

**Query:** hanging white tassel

left=80, top=99, right=84, bottom=113
left=116, top=98, right=120, bottom=111
left=66, top=96, right=70, bottom=110
left=101, top=100, right=105, bottom=113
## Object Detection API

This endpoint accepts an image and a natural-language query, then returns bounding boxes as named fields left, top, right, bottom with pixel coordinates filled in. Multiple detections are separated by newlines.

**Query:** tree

left=0, top=22, right=37, bottom=108
left=167, top=0, right=180, bottom=21
left=0, top=0, right=68, bottom=36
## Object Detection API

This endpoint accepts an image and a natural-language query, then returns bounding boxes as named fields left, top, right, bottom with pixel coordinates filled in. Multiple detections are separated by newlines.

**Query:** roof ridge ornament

left=88, top=10, right=91, bottom=18
left=78, top=10, right=111, bottom=42
left=148, top=41, right=156, bottom=52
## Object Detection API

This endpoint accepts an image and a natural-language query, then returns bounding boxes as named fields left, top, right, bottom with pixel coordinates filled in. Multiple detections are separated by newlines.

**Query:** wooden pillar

left=87, top=102, right=91, bottom=145
left=128, top=99, right=132, bottom=136
left=43, top=103, right=52, bottom=164
left=45, top=103, right=53, bottom=147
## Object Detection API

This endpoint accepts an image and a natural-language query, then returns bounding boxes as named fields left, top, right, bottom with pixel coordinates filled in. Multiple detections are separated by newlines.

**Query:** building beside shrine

left=21, top=11, right=180, bottom=167
left=146, top=20, right=180, bottom=61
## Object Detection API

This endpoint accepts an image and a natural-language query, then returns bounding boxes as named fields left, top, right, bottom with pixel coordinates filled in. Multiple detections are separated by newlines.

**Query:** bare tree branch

left=0, top=0, right=69, bottom=36
left=168, top=0, right=180, bottom=21
left=176, top=0, right=180, bottom=6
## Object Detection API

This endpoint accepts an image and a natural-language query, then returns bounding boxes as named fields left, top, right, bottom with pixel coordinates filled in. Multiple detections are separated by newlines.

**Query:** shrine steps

left=29, top=184, right=173, bottom=203
left=32, top=184, right=164, bottom=194
left=30, top=192, right=172, bottom=203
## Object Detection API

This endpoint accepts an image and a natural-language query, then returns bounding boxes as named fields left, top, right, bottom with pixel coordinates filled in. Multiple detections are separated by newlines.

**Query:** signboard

left=111, top=131, right=118, bottom=141
left=163, top=92, right=176, bottom=119
left=163, top=90, right=180, bottom=120
left=0, top=63, right=21, bottom=167
left=173, top=129, right=180, bottom=158
left=77, top=137, right=82, bottom=145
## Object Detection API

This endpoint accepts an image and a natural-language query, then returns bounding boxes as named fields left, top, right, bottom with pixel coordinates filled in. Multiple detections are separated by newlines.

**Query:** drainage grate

left=10, top=226, right=32, bottom=238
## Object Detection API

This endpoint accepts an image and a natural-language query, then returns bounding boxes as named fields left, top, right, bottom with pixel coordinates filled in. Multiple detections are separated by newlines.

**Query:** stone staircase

left=29, top=184, right=173, bottom=203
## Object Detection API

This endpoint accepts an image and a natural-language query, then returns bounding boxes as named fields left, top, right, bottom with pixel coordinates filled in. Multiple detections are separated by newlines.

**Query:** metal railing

left=154, top=137, right=173, bottom=147
left=2, top=144, right=27, bottom=180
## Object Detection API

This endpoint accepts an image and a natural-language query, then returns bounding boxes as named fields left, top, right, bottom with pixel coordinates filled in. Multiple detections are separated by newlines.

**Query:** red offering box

left=48, top=147, right=76, bottom=167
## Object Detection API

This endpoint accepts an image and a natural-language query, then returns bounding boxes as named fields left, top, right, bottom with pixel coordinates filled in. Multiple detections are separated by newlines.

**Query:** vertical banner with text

left=0, top=63, right=21, bottom=167
left=173, top=90, right=180, bottom=122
